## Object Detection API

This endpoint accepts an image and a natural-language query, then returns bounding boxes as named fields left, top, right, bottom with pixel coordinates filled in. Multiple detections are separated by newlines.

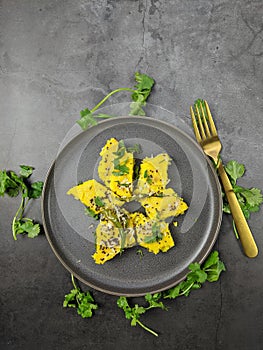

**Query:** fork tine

left=190, top=106, right=201, bottom=142
left=195, top=104, right=206, bottom=139
left=204, top=100, right=217, bottom=136
left=200, top=103, right=211, bottom=137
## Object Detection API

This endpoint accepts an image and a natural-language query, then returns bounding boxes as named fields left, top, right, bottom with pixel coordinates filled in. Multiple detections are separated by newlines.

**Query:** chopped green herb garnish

left=94, top=196, right=105, bottom=207
left=144, top=222, right=163, bottom=243
left=84, top=207, right=100, bottom=220
left=136, top=249, right=144, bottom=258
left=127, top=144, right=142, bottom=154
left=143, top=169, right=152, bottom=184
left=112, top=162, right=130, bottom=176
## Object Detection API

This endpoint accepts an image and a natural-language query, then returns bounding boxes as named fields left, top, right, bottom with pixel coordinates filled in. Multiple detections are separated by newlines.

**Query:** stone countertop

left=0, top=1, right=262, bottom=349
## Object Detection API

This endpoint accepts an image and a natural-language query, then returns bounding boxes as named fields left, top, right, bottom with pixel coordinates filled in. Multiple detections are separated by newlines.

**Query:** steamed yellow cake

left=134, top=153, right=171, bottom=196
left=98, top=138, right=134, bottom=199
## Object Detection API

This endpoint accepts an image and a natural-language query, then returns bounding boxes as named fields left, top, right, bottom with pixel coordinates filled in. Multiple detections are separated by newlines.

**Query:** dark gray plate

left=42, top=116, right=222, bottom=296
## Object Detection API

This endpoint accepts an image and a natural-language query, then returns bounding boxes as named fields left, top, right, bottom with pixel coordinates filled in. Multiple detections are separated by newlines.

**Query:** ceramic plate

left=42, top=116, right=222, bottom=296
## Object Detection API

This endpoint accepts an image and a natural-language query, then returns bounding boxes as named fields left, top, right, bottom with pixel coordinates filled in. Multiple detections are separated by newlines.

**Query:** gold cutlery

left=190, top=100, right=258, bottom=258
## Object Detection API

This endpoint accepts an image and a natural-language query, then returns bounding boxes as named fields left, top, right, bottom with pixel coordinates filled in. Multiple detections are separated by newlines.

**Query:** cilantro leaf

left=202, top=251, right=226, bottom=282
left=13, top=219, right=41, bottom=239
left=235, top=187, right=263, bottom=208
left=28, top=181, right=44, bottom=199
left=225, top=160, right=245, bottom=185
left=0, top=170, right=19, bottom=197
left=130, top=73, right=155, bottom=116
left=117, top=294, right=163, bottom=337
left=132, top=72, right=155, bottom=102
left=63, top=275, right=98, bottom=318
left=94, top=196, right=105, bottom=207
left=77, top=108, right=97, bottom=130
left=19, top=165, right=34, bottom=178
left=221, top=160, right=263, bottom=223
left=129, top=100, right=146, bottom=116
left=84, top=207, right=100, bottom=220
left=144, top=222, right=163, bottom=243
left=165, top=250, right=225, bottom=299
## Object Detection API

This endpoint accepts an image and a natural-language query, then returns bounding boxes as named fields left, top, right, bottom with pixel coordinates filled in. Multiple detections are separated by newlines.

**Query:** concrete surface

left=0, top=1, right=263, bottom=349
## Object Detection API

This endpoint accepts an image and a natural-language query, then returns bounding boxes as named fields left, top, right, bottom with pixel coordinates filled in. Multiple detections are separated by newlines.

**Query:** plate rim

left=41, top=115, right=223, bottom=296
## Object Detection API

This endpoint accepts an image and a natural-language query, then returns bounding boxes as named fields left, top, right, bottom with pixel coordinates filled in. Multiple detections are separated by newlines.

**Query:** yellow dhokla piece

left=67, top=179, right=124, bottom=214
left=139, top=188, right=188, bottom=220
left=98, top=138, right=134, bottom=199
left=134, top=153, right=171, bottom=196
left=92, top=215, right=136, bottom=264
left=130, top=213, right=175, bottom=254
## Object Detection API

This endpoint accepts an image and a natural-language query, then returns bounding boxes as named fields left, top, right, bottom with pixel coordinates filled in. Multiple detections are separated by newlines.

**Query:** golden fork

left=190, top=100, right=258, bottom=258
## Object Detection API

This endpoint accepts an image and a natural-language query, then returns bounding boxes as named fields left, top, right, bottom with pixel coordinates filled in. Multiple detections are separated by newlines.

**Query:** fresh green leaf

left=235, top=187, right=263, bottom=208
left=9, top=171, right=28, bottom=197
left=0, top=170, right=20, bottom=197
left=63, top=275, right=98, bottom=318
left=144, top=222, right=163, bottom=243
left=127, top=144, right=141, bottom=154
left=113, top=162, right=130, bottom=175
left=202, top=251, right=226, bottom=282
left=77, top=292, right=98, bottom=318
left=28, top=181, right=44, bottom=199
left=188, top=263, right=208, bottom=284
left=132, top=72, right=155, bottom=102
left=129, top=100, right=146, bottom=116
left=129, top=73, right=154, bottom=116
left=13, top=219, right=41, bottom=239
left=202, top=251, right=219, bottom=269
left=144, top=293, right=166, bottom=310
left=77, top=108, right=97, bottom=130
left=94, top=196, right=105, bottom=207
left=165, top=250, right=225, bottom=299
left=84, top=207, right=100, bottom=220
left=225, top=160, right=245, bottom=185
left=19, top=165, right=34, bottom=178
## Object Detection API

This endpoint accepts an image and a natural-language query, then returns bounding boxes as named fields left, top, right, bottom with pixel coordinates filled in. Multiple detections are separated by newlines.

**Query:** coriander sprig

left=117, top=293, right=167, bottom=337
left=164, top=251, right=226, bottom=299
left=77, top=72, right=154, bottom=130
left=117, top=250, right=225, bottom=336
left=63, top=274, right=98, bottom=318
left=0, top=165, right=43, bottom=240
left=223, top=160, right=263, bottom=238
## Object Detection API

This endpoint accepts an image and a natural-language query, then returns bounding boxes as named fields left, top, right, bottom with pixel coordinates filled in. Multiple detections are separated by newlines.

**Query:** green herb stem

left=71, top=274, right=78, bottom=291
left=90, top=88, right=135, bottom=113
left=179, top=282, right=194, bottom=296
left=136, top=319, right=158, bottom=337
left=12, top=196, right=27, bottom=240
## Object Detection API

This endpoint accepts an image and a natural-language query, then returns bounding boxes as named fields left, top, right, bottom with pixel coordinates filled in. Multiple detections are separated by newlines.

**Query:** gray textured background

left=0, top=1, right=263, bottom=349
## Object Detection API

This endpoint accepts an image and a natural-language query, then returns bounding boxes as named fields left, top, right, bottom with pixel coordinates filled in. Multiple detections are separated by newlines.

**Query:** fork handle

left=217, top=161, right=258, bottom=258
